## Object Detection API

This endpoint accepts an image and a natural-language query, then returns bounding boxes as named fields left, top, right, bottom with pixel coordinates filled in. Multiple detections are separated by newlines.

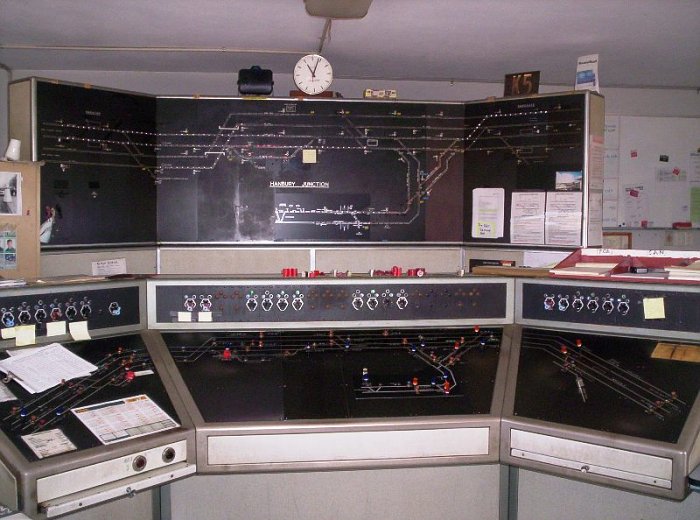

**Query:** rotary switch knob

left=245, top=294, right=258, bottom=312
left=351, top=290, right=364, bottom=310
left=586, top=298, right=599, bottom=313
left=366, top=294, right=379, bottom=311
left=396, top=289, right=408, bottom=310
left=276, top=293, right=289, bottom=312
left=292, top=292, right=304, bottom=311
left=543, top=295, right=555, bottom=311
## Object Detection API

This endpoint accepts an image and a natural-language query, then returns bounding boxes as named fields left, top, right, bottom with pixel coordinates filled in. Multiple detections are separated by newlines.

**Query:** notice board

left=0, top=161, right=40, bottom=279
left=604, top=116, right=700, bottom=228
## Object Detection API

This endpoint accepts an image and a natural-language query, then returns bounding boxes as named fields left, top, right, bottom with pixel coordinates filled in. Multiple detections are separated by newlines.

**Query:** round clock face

left=294, top=54, right=333, bottom=95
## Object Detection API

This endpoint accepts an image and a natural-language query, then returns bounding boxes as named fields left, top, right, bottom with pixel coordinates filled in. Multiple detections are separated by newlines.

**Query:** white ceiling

left=1, top=0, right=699, bottom=89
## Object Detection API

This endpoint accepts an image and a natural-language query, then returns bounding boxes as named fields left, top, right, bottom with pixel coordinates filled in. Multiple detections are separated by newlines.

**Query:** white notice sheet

left=22, top=429, right=77, bottom=459
left=471, top=188, right=504, bottom=239
left=545, top=192, right=583, bottom=246
left=71, top=394, right=179, bottom=445
left=0, top=343, right=97, bottom=394
left=510, top=192, right=545, bottom=244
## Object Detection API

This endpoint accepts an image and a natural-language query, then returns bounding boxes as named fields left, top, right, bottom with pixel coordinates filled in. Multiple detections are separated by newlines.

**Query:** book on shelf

left=664, top=259, right=700, bottom=280
left=550, top=262, right=619, bottom=277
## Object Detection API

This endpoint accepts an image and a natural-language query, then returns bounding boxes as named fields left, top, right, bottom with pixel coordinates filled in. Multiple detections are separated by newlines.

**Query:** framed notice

left=0, top=162, right=40, bottom=279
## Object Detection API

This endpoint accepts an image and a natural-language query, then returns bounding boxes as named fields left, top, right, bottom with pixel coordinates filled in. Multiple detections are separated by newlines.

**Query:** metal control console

left=0, top=281, right=195, bottom=519
left=502, top=279, right=700, bottom=500
left=149, top=277, right=512, bottom=329
left=148, top=276, right=513, bottom=473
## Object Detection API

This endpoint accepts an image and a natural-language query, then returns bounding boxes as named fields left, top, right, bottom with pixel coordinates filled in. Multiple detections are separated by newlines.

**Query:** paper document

left=0, top=381, right=17, bottom=403
left=545, top=192, right=583, bottom=246
left=72, top=394, right=179, bottom=445
left=0, top=342, right=97, bottom=394
left=22, top=429, right=77, bottom=459
left=471, top=188, right=505, bottom=239
left=510, top=192, right=545, bottom=244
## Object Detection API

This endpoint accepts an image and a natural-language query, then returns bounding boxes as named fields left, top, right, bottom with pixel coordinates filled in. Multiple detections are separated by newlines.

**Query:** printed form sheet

left=71, top=394, right=178, bottom=445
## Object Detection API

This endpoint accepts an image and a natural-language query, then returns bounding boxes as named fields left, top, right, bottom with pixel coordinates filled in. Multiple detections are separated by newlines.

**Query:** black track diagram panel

left=156, top=98, right=464, bottom=243
left=514, top=328, right=700, bottom=443
left=15, top=79, right=598, bottom=247
left=35, top=81, right=157, bottom=247
left=163, top=327, right=502, bottom=422
left=463, top=94, right=592, bottom=245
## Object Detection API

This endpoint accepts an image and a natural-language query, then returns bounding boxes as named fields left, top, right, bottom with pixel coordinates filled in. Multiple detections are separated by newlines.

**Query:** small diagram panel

left=34, top=81, right=157, bottom=247
left=156, top=98, right=464, bottom=243
left=463, top=93, right=589, bottom=245
left=513, top=328, right=700, bottom=443
left=0, top=335, right=180, bottom=462
left=163, top=327, right=502, bottom=422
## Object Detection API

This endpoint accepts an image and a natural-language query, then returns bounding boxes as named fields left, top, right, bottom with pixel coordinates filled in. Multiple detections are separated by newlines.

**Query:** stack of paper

left=664, top=260, right=700, bottom=281
left=0, top=343, right=97, bottom=394
left=550, top=262, right=619, bottom=277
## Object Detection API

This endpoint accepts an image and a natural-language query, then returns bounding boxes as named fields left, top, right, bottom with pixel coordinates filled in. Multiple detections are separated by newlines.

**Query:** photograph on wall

left=0, top=172, right=21, bottom=215
left=0, top=229, right=18, bottom=270
left=555, top=171, right=583, bottom=191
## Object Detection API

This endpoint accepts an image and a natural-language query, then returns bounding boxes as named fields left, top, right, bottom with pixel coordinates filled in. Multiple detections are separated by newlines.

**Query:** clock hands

left=306, top=58, right=321, bottom=79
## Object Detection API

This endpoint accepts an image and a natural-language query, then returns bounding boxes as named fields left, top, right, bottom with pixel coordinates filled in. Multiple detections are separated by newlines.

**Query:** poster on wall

left=510, top=192, right=545, bottom=244
left=471, top=188, right=505, bottom=239
left=544, top=192, right=583, bottom=245
left=0, top=172, right=21, bottom=216
left=0, top=228, right=18, bottom=270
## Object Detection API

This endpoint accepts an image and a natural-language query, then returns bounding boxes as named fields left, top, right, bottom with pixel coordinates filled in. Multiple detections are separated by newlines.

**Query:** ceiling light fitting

left=304, top=0, right=372, bottom=19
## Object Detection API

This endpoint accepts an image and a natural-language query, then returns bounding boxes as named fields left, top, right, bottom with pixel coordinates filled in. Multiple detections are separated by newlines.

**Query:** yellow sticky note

left=46, top=321, right=67, bottom=337
left=302, top=149, right=317, bottom=164
left=69, top=321, right=91, bottom=341
left=643, top=297, right=665, bottom=320
left=1, top=327, right=17, bottom=339
left=15, top=325, right=36, bottom=347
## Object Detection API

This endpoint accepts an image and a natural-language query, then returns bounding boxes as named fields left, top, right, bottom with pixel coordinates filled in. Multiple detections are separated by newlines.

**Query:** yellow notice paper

left=46, top=321, right=67, bottom=337
left=643, top=297, right=666, bottom=320
left=302, top=149, right=317, bottom=164
left=652, top=342, right=700, bottom=363
left=15, top=325, right=36, bottom=347
left=1, top=327, right=17, bottom=339
left=69, top=321, right=91, bottom=341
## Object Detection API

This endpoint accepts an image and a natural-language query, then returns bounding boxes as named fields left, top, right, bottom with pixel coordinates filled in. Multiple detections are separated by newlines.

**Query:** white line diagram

left=38, top=96, right=584, bottom=239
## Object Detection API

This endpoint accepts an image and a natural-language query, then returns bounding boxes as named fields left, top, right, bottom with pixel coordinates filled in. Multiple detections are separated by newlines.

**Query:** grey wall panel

left=516, top=469, right=700, bottom=520
left=315, top=247, right=462, bottom=273
left=169, top=465, right=501, bottom=520
left=158, top=248, right=311, bottom=275
left=41, top=248, right=157, bottom=276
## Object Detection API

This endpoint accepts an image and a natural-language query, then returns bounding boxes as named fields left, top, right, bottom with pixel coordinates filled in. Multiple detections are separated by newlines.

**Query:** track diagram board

left=13, top=79, right=599, bottom=247
left=156, top=98, right=464, bottom=243
left=35, top=81, right=157, bottom=247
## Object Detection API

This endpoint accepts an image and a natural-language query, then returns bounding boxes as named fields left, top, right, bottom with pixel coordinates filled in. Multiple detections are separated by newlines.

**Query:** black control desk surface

left=514, top=328, right=700, bottom=443
left=0, top=334, right=181, bottom=462
left=163, top=327, right=503, bottom=423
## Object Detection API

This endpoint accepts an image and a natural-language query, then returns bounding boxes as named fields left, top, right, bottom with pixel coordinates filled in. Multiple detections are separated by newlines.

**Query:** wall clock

left=294, top=54, right=333, bottom=95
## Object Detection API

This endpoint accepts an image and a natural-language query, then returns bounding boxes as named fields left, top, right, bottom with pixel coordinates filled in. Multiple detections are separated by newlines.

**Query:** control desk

left=0, top=273, right=697, bottom=518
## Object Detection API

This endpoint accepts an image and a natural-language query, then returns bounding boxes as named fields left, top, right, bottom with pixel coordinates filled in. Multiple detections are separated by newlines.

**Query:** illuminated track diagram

left=1, top=347, right=154, bottom=435
left=39, top=101, right=583, bottom=232
left=169, top=327, right=501, bottom=398
left=521, top=329, right=685, bottom=419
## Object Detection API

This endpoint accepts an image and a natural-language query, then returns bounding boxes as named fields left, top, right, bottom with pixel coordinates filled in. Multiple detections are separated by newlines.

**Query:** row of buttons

left=543, top=293, right=630, bottom=315
left=351, top=289, right=409, bottom=311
